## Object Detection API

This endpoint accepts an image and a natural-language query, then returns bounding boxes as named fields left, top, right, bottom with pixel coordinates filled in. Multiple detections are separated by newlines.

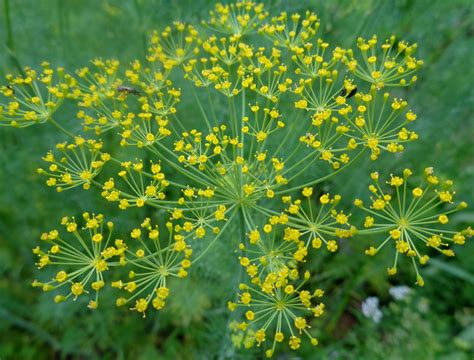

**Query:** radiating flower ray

left=32, top=213, right=122, bottom=309
left=355, top=168, right=471, bottom=285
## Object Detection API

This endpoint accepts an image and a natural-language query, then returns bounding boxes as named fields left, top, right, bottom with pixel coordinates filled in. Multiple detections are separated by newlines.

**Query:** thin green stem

left=276, top=149, right=366, bottom=195
left=193, top=207, right=238, bottom=263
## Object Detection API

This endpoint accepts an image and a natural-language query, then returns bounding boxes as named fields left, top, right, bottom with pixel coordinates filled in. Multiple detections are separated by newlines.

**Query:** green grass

left=0, top=0, right=473, bottom=359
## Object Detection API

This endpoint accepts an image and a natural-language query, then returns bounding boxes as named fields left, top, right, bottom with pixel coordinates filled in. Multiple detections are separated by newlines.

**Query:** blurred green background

left=0, top=0, right=473, bottom=359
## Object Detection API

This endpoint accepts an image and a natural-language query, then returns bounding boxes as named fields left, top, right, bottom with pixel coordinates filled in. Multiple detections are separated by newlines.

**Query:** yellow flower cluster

left=149, top=22, right=200, bottom=69
left=37, top=136, right=110, bottom=191
left=355, top=168, right=471, bottom=286
left=281, top=189, right=355, bottom=252
left=113, top=218, right=192, bottom=317
left=170, top=186, right=231, bottom=239
left=172, top=113, right=288, bottom=203
left=341, top=89, right=418, bottom=160
left=76, top=59, right=177, bottom=140
left=101, top=160, right=169, bottom=209
left=204, top=1, right=268, bottom=36
left=32, top=213, right=121, bottom=309
left=260, top=11, right=320, bottom=50
left=184, top=41, right=246, bottom=97
left=0, top=62, right=76, bottom=127
left=228, top=268, right=323, bottom=356
left=344, top=35, right=423, bottom=88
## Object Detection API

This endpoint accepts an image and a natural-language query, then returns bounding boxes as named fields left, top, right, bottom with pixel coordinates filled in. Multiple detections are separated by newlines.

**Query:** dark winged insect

left=340, top=86, right=357, bottom=99
left=117, top=86, right=141, bottom=96
left=6, top=85, right=15, bottom=95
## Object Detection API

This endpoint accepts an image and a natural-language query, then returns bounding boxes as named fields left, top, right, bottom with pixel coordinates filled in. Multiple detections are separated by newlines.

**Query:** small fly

left=340, top=86, right=357, bottom=99
left=117, top=85, right=141, bottom=96
left=6, top=85, right=15, bottom=95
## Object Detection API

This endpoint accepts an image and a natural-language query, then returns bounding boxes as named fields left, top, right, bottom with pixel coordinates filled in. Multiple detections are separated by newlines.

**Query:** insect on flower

left=116, top=85, right=141, bottom=96
left=340, top=85, right=357, bottom=98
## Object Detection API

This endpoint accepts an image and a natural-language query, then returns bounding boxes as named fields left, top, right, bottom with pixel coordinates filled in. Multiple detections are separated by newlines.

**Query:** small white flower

left=361, top=296, right=382, bottom=323
left=389, top=285, right=412, bottom=301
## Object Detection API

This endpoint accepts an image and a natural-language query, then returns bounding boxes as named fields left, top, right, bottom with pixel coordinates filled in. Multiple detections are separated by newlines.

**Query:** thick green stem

left=3, top=0, right=24, bottom=74
left=218, top=205, right=247, bottom=359
left=239, top=205, right=247, bottom=245
left=48, top=117, right=76, bottom=139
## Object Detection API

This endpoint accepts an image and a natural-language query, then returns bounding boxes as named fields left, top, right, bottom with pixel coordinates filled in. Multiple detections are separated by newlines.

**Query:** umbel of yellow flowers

left=0, top=1, right=471, bottom=357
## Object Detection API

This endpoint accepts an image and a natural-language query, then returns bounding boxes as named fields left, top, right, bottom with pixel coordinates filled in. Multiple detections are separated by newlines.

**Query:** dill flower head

left=184, top=35, right=251, bottom=96
left=0, top=62, right=76, bottom=127
left=254, top=189, right=355, bottom=254
left=240, top=47, right=290, bottom=102
left=293, top=70, right=352, bottom=113
left=112, top=218, right=192, bottom=317
left=101, top=160, right=169, bottom=210
left=344, top=35, right=424, bottom=88
left=238, top=223, right=305, bottom=276
left=259, top=11, right=320, bottom=50
left=75, top=58, right=129, bottom=134
left=355, top=168, right=471, bottom=286
left=76, top=58, right=178, bottom=138
left=32, top=213, right=120, bottom=309
left=228, top=221, right=328, bottom=356
left=291, top=39, right=346, bottom=80
left=228, top=267, right=323, bottom=357
left=204, top=1, right=268, bottom=36
left=118, top=104, right=173, bottom=148
left=172, top=106, right=290, bottom=205
left=170, top=187, right=230, bottom=239
left=75, top=59, right=120, bottom=105
left=341, top=89, right=418, bottom=160
left=282, top=190, right=355, bottom=252
left=148, top=22, right=200, bottom=68
left=37, top=136, right=110, bottom=191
